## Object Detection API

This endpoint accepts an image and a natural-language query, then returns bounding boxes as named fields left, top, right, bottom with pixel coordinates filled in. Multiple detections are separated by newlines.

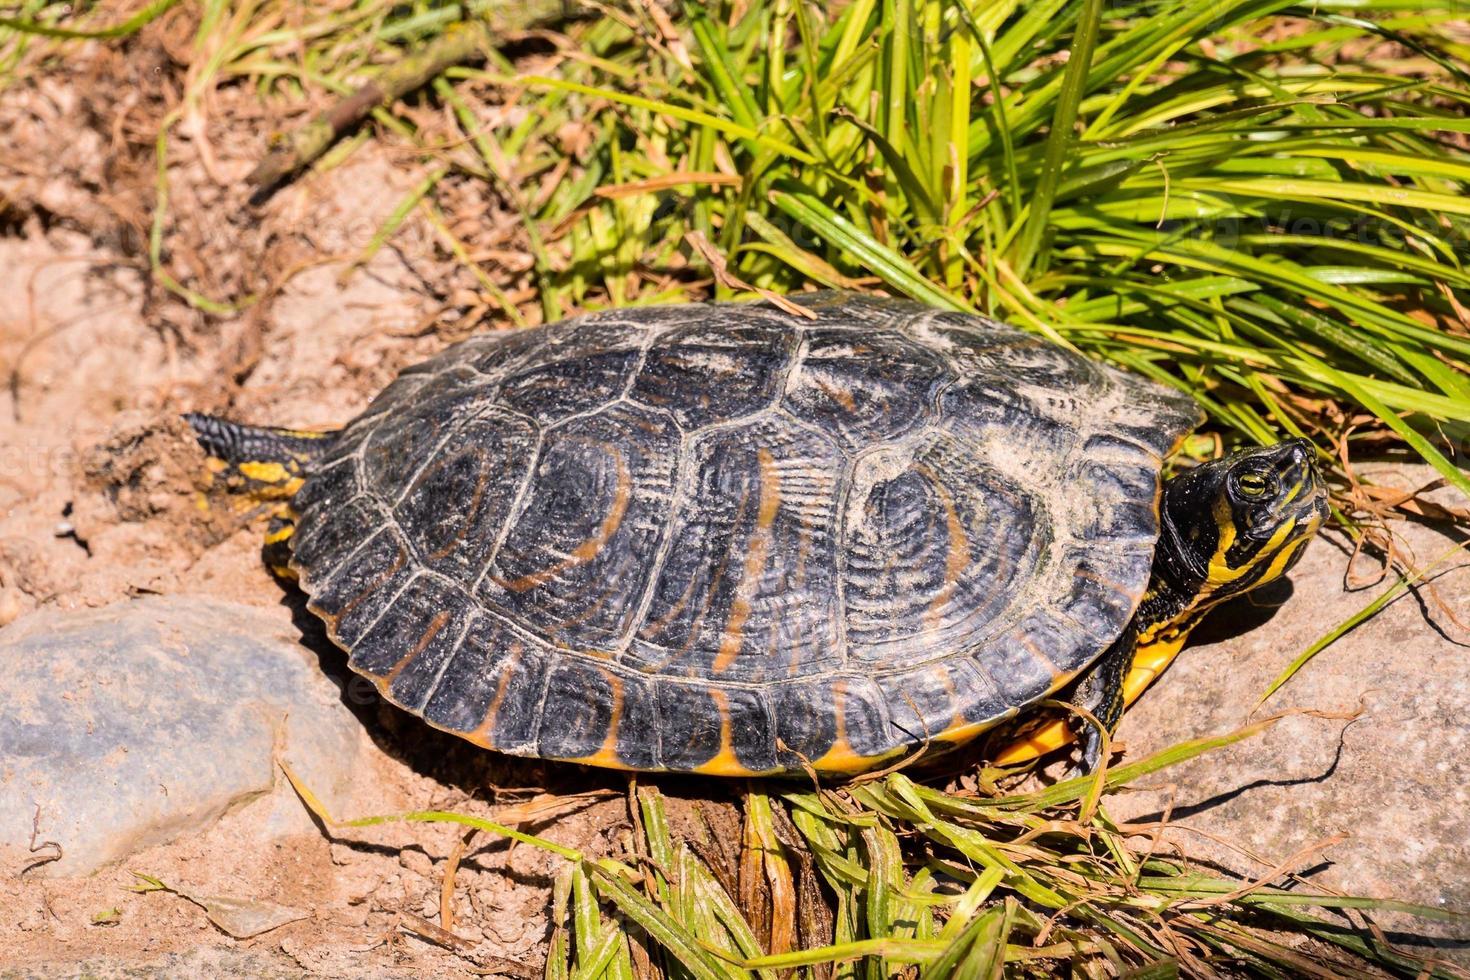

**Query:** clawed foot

left=1062, top=724, right=1102, bottom=780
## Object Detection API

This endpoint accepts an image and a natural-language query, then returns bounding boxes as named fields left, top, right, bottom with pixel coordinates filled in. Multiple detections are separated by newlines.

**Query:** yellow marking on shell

left=713, top=447, right=782, bottom=673
left=810, top=679, right=854, bottom=773
left=810, top=742, right=905, bottom=775
left=315, top=542, right=407, bottom=634
left=692, top=689, right=751, bottom=776
left=498, top=443, right=631, bottom=593
left=429, top=449, right=491, bottom=561
left=804, top=679, right=897, bottom=775
left=916, top=463, right=969, bottom=633
left=550, top=749, right=639, bottom=772
left=693, top=756, right=764, bottom=776
left=205, top=456, right=229, bottom=474
left=465, top=642, right=524, bottom=747
left=936, top=667, right=966, bottom=732
left=637, top=477, right=759, bottom=657
left=639, top=489, right=745, bottom=642
left=1020, top=634, right=1071, bottom=686
left=813, top=376, right=857, bottom=412
left=558, top=685, right=767, bottom=776
left=578, top=669, right=627, bottom=770
left=380, top=610, right=453, bottom=686
left=1075, top=566, right=1140, bottom=605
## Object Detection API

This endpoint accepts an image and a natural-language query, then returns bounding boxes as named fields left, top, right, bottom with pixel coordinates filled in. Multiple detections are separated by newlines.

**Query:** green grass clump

left=489, top=0, right=1470, bottom=496
left=284, top=724, right=1463, bottom=978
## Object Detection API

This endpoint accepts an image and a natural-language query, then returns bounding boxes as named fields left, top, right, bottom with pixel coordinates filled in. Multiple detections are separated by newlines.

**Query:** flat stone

left=0, top=596, right=364, bottom=877
left=1112, top=466, right=1470, bottom=956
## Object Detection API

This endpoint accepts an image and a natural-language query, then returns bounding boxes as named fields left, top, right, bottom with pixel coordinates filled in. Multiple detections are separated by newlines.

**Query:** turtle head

left=1156, top=438, right=1329, bottom=605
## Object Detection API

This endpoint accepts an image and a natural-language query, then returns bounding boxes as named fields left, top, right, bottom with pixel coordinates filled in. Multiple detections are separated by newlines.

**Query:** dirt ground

left=0, top=15, right=728, bottom=977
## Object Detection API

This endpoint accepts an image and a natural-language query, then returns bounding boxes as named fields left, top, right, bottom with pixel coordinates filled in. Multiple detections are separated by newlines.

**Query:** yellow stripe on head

left=1206, top=512, right=1297, bottom=592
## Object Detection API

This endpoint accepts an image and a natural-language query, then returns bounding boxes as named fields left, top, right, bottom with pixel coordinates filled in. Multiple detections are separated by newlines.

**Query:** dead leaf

left=131, top=872, right=308, bottom=939
left=190, top=892, right=311, bottom=939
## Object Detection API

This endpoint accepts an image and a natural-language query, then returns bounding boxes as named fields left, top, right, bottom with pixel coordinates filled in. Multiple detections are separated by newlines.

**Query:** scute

left=481, top=403, right=680, bottom=650
left=629, top=414, right=844, bottom=683
left=782, top=328, right=951, bottom=446
left=630, top=320, right=797, bottom=427
left=423, top=616, right=550, bottom=754
left=394, top=409, right=537, bottom=582
left=499, top=348, right=641, bottom=422
left=842, top=432, right=1043, bottom=666
left=292, top=292, right=1203, bottom=773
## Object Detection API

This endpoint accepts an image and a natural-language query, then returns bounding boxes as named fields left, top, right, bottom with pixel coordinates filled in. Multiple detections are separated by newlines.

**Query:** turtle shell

left=291, top=292, right=1202, bottom=775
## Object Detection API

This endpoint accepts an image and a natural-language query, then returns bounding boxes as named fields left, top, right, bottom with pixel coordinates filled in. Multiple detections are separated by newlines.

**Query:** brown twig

left=21, top=804, right=62, bottom=875
left=248, top=24, right=485, bottom=191
left=397, top=908, right=476, bottom=952
left=246, top=4, right=572, bottom=192
left=440, top=827, right=477, bottom=934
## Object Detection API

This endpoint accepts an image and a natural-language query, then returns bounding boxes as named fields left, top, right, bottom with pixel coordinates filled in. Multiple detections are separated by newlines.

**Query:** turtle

left=186, top=291, right=1328, bottom=776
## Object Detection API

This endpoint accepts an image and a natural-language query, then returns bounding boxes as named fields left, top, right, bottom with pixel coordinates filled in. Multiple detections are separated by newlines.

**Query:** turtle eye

left=1235, top=470, right=1273, bottom=498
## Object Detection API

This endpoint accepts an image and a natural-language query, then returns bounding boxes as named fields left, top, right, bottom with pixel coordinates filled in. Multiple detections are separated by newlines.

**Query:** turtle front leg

left=987, top=625, right=1187, bottom=771
left=983, top=633, right=1132, bottom=774
left=1067, top=625, right=1136, bottom=774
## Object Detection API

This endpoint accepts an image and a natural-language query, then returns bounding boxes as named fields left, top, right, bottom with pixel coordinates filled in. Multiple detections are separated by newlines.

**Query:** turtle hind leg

left=184, top=412, right=337, bottom=501
left=185, top=413, right=332, bottom=583
left=263, top=511, right=299, bottom=581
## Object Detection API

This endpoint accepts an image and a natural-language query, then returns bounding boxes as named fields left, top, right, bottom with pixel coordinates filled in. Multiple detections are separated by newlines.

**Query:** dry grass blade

left=684, top=230, right=816, bottom=319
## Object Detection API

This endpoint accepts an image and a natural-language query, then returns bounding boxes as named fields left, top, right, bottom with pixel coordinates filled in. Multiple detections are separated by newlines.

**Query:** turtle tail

left=184, top=413, right=339, bottom=580
left=184, top=412, right=337, bottom=499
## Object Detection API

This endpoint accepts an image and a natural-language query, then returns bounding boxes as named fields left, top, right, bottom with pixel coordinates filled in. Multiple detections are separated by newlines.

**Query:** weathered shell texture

left=292, top=292, right=1202, bottom=774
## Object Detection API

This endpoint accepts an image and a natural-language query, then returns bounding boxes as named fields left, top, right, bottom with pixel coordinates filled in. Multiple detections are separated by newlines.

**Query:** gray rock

left=1113, top=467, right=1469, bottom=953
left=0, top=596, right=364, bottom=877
